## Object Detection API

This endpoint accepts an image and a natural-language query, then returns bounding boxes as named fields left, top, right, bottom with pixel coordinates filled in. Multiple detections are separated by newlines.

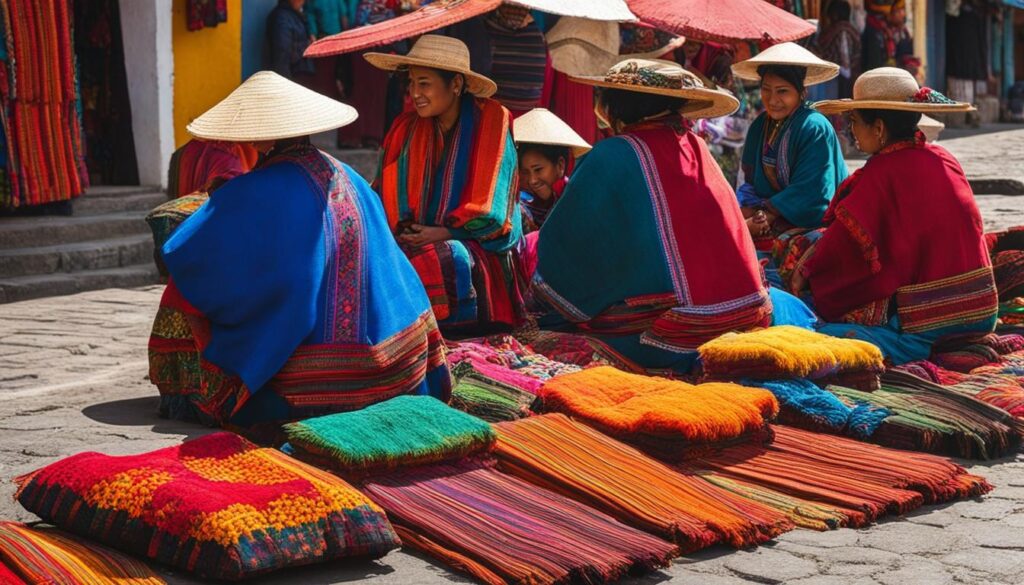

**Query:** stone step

left=0, top=211, right=149, bottom=250
left=74, top=186, right=166, bottom=216
left=0, top=263, right=160, bottom=304
left=0, top=234, right=153, bottom=279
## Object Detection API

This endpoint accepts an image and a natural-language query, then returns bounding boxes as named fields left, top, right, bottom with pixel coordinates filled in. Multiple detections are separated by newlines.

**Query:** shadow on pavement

left=162, top=558, right=397, bottom=585
left=81, top=396, right=214, bottom=440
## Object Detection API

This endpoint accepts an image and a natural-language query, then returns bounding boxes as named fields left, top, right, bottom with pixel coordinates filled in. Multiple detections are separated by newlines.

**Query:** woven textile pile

left=0, top=521, right=164, bottom=584
left=283, top=395, right=496, bottom=475
left=698, top=326, right=885, bottom=390
left=493, top=414, right=792, bottom=550
left=896, top=359, right=1024, bottom=418
left=824, top=371, right=1023, bottom=459
left=0, top=0, right=88, bottom=207
left=687, top=425, right=992, bottom=527
left=745, top=378, right=892, bottom=438
left=15, top=433, right=399, bottom=580
left=537, top=366, right=779, bottom=460
left=930, top=333, right=1024, bottom=373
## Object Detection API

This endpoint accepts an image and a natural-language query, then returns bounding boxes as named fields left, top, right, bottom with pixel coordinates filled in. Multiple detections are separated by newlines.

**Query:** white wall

left=119, top=0, right=174, bottom=189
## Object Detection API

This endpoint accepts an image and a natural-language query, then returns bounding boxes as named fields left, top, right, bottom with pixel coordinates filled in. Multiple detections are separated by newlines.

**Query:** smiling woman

left=732, top=43, right=848, bottom=245
left=367, top=35, right=526, bottom=333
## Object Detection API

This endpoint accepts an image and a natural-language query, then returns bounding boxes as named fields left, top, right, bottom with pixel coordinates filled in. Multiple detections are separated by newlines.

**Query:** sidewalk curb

left=970, top=179, right=1024, bottom=196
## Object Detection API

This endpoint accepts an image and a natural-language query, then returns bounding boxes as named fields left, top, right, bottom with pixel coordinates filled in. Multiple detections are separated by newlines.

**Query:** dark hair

left=757, top=64, right=808, bottom=93
left=518, top=143, right=569, bottom=166
left=399, top=66, right=466, bottom=89
left=827, top=0, right=851, bottom=22
left=857, top=108, right=922, bottom=142
left=598, top=88, right=688, bottom=126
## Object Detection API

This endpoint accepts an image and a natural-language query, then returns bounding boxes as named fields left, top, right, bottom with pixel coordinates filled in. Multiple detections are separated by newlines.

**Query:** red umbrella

left=627, top=0, right=815, bottom=44
left=305, top=0, right=502, bottom=58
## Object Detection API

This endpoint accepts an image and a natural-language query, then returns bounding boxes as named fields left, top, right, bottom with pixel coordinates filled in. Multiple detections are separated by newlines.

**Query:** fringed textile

left=14, top=433, right=399, bottom=580
left=745, top=378, right=891, bottom=438
left=537, top=366, right=779, bottom=460
left=698, top=325, right=884, bottom=385
left=827, top=370, right=1024, bottom=459
left=362, top=460, right=677, bottom=585
left=493, top=414, right=793, bottom=550
left=895, top=360, right=1024, bottom=418
left=283, top=395, right=495, bottom=474
left=0, top=0, right=88, bottom=207
left=931, top=333, right=1024, bottom=373
left=0, top=522, right=164, bottom=584
left=687, top=425, right=991, bottom=528
left=698, top=474, right=852, bottom=531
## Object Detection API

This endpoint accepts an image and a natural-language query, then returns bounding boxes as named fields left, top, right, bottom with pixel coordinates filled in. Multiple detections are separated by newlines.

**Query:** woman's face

left=846, top=110, right=885, bottom=155
left=760, top=73, right=804, bottom=121
left=407, top=66, right=461, bottom=119
left=519, top=150, right=566, bottom=201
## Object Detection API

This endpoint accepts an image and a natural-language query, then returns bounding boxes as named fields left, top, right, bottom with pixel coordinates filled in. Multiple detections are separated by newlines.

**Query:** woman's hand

left=398, top=224, right=451, bottom=247
left=746, top=210, right=772, bottom=238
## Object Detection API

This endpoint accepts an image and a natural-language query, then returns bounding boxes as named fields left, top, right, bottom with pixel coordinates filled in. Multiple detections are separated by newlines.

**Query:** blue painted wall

left=242, top=0, right=279, bottom=79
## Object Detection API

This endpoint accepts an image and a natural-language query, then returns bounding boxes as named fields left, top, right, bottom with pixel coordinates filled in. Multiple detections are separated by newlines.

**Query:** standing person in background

left=267, top=0, right=315, bottom=80
left=483, top=5, right=549, bottom=117
left=818, top=0, right=861, bottom=100
left=861, top=0, right=919, bottom=76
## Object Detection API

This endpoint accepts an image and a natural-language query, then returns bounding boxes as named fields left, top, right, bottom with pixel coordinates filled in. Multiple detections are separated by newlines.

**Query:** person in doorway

left=367, top=35, right=525, bottom=333
left=798, top=68, right=997, bottom=364
left=149, top=71, right=450, bottom=433
left=267, top=0, right=315, bottom=80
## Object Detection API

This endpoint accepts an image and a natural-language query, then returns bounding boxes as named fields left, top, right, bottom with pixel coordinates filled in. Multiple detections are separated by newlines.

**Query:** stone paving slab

left=0, top=199, right=1022, bottom=584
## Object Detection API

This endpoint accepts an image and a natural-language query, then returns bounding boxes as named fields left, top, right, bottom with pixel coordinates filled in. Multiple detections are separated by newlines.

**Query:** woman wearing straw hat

left=532, top=59, right=817, bottom=373
left=792, top=67, right=997, bottom=364
left=732, top=42, right=848, bottom=246
left=513, top=108, right=591, bottom=233
left=151, top=71, right=451, bottom=431
left=366, top=35, right=525, bottom=333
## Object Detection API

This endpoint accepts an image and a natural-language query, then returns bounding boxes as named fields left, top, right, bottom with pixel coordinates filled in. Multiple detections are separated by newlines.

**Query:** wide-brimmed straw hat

left=815, top=67, right=974, bottom=114
left=513, top=108, right=592, bottom=158
left=364, top=35, right=497, bottom=98
left=572, top=58, right=740, bottom=120
left=186, top=71, right=358, bottom=141
left=547, top=18, right=684, bottom=77
left=732, top=42, right=839, bottom=86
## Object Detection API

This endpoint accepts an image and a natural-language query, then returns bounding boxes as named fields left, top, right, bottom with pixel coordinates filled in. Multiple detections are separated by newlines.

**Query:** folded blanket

left=538, top=366, right=779, bottom=460
left=494, top=414, right=792, bottom=550
left=686, top=425, right=992, bottom=527
left=0, top=521, right=164, bottom=584
left=896, top=360, right=1024, bottom=418
left=284, top=395, right=495, bottom=473
left=15, top=433, right=398, bottom=580
left=698, top=325, right=884, bottom=385
left=363, top=459, right=677, bottom=585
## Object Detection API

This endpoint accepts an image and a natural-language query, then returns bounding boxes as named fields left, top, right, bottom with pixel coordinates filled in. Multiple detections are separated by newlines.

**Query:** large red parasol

left=626, top=0, right=815, bottom=44
left=305, top=0, right=501, bottom=58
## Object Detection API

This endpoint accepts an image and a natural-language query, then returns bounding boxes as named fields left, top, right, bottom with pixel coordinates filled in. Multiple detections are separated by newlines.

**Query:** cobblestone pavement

left=0, top=201, right=1021, bottom=584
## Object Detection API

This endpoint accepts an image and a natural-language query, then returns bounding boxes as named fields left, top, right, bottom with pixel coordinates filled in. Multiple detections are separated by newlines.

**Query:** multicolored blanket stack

left=698, top=326, right=885, bottom=391
left=15, top=433, right=399, bottom=580
left=0, top=522, right=164, bottom=584
left=686, top=425, right=992, bottom=527
left=897, top=359, right=1024, bottom=419
left=744, top=378, right=892, bottom=438
left=493, top=414, right=792, bottom=550
left=537, top=366, right=779, bottom=460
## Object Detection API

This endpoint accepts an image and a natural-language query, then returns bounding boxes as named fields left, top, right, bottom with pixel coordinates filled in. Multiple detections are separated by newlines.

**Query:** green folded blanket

left=284, top=395, right=496, bottom=473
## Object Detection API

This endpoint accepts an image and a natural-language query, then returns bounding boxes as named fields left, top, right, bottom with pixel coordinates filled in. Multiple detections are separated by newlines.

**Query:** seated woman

left=732, top=43, right=848, bottom=244
left=514, top=108, right=591, bottom=232
left=796, top=67, right=998, bottom=364
left=167, top=139, right=261, bottom=199
left=367, top=35, right=525, bottom=333
left=150, top=72, right=451, bottom=433
left=533, top=59, right=816, bottom=373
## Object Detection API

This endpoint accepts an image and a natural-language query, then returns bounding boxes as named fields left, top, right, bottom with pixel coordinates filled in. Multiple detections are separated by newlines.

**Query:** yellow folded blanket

left=698, top=325, right=884, bottom=380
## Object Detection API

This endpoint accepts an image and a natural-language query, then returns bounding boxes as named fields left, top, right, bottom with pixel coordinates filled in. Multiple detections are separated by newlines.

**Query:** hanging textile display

left=0, top=0, right=88, bottom=207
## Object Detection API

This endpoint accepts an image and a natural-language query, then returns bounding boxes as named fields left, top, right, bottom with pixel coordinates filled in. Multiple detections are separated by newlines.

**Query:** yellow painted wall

left=172, top=0, right=243, bottom=147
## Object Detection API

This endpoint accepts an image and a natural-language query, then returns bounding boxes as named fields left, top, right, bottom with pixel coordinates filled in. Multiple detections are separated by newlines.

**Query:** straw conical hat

left=815, top=67, right=974, bottom=114
left=546, top=18, right=684, bottom=77
left=732, top=42, right=840, bottom=86
left=573, top=58, right=739, bottom=120
left=365, top=35, right=497, bottom=98
left=186, top=71, right=358, bottom=141
left=514, top=108, right=592, bottom=158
